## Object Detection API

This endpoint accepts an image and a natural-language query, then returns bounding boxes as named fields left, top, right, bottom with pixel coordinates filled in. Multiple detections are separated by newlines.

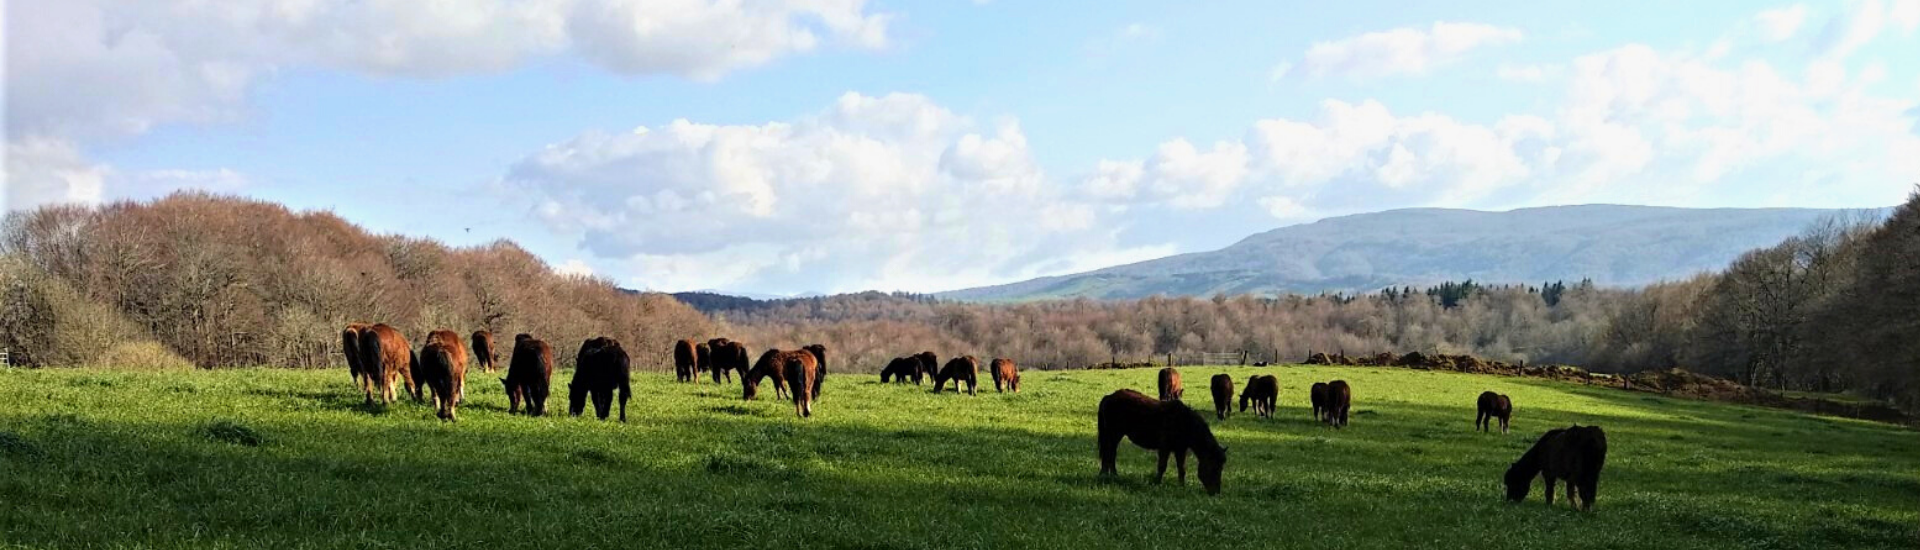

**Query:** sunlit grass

left=0, top=365, right=1914, bottom=549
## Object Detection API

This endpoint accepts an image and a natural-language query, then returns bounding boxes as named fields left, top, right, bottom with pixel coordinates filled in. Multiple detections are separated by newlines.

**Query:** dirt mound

left=1623, top=368, right=1909, bottom=423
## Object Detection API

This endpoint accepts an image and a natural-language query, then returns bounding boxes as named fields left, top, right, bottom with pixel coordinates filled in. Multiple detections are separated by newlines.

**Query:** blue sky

left=7, top=0, right=1920, bottom=295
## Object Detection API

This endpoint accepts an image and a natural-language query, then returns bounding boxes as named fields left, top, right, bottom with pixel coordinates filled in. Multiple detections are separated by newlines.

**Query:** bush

left=89, top=341, right=195, bottom=370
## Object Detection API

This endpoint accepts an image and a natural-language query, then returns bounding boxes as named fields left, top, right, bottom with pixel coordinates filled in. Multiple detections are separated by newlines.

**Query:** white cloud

left=503, top=92, right=1157, bottom=294
left=1495, top=63, right=1560, bottom=83
left=554, top=259, right=597, bottom=278
left=4, top=138, right=108, bottom=213
left=2, top=138, right=250, bottom=212
left=1274, top=21, right=1523, bottom=81
left=1754, top=5, right=1809, bottom=42
left=4, top=0, right=893, bottom=211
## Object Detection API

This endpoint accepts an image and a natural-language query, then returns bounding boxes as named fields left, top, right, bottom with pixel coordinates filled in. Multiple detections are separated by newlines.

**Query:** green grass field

left=1, top=365, right=1915, bottom=549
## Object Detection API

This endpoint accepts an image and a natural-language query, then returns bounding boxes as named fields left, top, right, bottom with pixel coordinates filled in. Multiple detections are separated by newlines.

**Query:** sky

left=5, top=0, right=1919, bottom=296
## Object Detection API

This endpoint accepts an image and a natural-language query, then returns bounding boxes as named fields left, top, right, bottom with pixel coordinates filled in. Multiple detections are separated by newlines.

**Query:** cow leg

left=1543, top=476, right=1557, bottom=507
left=1175, top=450, right=1188, bottom=485
left=1154, top=450, right=1170, bottom=484
left=1097, top=431, right=1122, bottom=477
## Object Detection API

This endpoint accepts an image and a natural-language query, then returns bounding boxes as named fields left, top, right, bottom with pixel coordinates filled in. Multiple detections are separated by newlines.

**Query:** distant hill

left=937, top=205, right=1885, bottom=301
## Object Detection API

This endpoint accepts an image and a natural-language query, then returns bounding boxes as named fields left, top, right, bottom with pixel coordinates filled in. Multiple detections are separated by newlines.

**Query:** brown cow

left=695, top=342, right=714, bottom=383
left=707, top=338, right=745, bottom=383
left=933, top=356, right=979, bottom=396
left=880, top=357, right=917, bottom=383
left=1309, top=382, right=1329, bottom=420
left=990, top=358, right=1019, bottom=393
left=570, top=337, right=631, bottom=422
left=1157, top=367, right=1184, bottom=401
left=1239, top=375, right=1278, bottom=419
left=803, top=344, right=827, bottom=399
left=674, top=339, right=699, bottom=383
left=1506, top=425, right=1608, bottom=511
left=1324, top=380, right=1352, bottom=428
left=502, top=333, right=555, bottom=416
left=416, top=329, right=469, bottom=421
left=342, top=323, right=370, bottom=388
left=1477, top=391, right=1513, bottom=434
left=471, top=330, right=497, bottom=373
left=744, top=349, right=801, bottom=401
left=914, top=351, right=939, bottom=384
left=1097, top=389, right=1228, bottom=495
left=784, top=350, right=820, bottom=418
left=357, top=324, right=419, bottom=404
left=1209, top=374, right=1233, bottom=420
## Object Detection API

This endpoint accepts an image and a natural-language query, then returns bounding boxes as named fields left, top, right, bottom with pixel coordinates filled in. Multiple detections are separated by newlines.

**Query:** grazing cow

left=1239, top=375, right=1278, bottom=419
left=357, top=324, right=419, bottom=404
left=783, top=350, right=820, bottom=418
left=416, top=329, right=469, bottom=421
left=709, top=339, right=749, bottom=384
left=1097, top=389, right=1229, bottom=495
left=803, top=344, right=827, bottom=399
left=914, top=351, right=939, bottom=385
left=1157, top=367, right=1184, bottom=401
left=570, top=337, right=632, bottom=422
left=744, top=349, right=797, bottom=401
left=1309, top=382, right=1329, bottom=421
left=991, top=358, right=1020, bottom=393
left=342, top=323, right=370, bottom=387
left=933, top=356, right=979, bottom=396
left=1477, top=391, right=1513, bottom=434
left=673, top=339, right=699, bottom=383
left=1324, top=380, right=1352, bottom=428
left=880, top=357, right=918, bottom=383
left=1209, top=374, right=1234, bottom=420
left=471, top=330, right=497, bottom=373
left=1505, top=425, right=1608, bottom=511
left=502, top=334, right=555, bottom=416
left=696, top=343, right=713, bottom=383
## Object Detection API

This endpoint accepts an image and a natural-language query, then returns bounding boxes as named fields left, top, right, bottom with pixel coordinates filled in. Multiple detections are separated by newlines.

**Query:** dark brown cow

left=342, top=323, right=370, bottom=388
left=673, top=339, right=699, bottom=383
left=416, top=329, right=469, bottom=421
left=471, top=330, right=497, bottom=373
left=880, top=357, right=918, bottom=383
left=1324, top=380, right=1352, bottom=428
left=1477, top=391, right=1513, bottom=434
left=803, top=344, right=827, bottom=399
left=570, top=337, right=631, bottom=422
left=1209, top=374, right=1234, bottom=420
left=1097, top=389, right=1228, bottom=495
left=502, top=333, right=555, bottom=416
left=1505, top=425, right=1608, bottom=511
left=695, top=342, right=713, bottom=383
left=914, top=351, right=939, bottom=384
left=784, top=350, right=820, bottom=418
left=1239, top=375, right=1278, bottom=419
left=933, top=356, right=979, bottom=396
left=744, top=349, right=801, bottom=401
left=1309, top=382, right=1329, bottom=420
left=357, top=324, right=419, bottom=404
left=1157, top=367, right=1184, bottom=401
left=990, top=358, right=1019, bottom=393
left=707, top=338, right=747, bottom=383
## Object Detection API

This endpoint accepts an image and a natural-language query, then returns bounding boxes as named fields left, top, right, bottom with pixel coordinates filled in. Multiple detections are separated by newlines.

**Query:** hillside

left=2, top=366, right=1911, bottom=549
left=939, top=205, right=1881, bottom=301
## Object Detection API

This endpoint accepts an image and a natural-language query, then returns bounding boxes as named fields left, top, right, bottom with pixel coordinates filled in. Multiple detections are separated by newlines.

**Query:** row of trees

left=5, top=190, right=1914, bottom=411
left=714, top=193, right=1918, bottom=410
left=0, top=193, right=712, bottom=370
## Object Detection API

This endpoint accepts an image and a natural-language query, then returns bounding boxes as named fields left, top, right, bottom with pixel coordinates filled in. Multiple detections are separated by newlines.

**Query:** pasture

left=1, top=365, right=1914, bottom=549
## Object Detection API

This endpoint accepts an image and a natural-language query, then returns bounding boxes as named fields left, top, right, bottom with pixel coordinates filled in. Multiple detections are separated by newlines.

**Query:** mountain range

left=932, top=204, right=1884, bottom=301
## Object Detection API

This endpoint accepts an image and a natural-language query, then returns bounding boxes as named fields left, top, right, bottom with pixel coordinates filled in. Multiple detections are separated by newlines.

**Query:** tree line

left=4, top=190, right=1915, bottom=412
left=0, top=193, right=712, bottom=370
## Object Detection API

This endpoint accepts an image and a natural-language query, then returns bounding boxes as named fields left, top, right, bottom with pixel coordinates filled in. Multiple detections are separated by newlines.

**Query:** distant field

left=1, top=365, right=1915, bottom=549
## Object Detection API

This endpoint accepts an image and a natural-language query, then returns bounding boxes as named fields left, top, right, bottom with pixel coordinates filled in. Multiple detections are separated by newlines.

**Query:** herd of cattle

left=336, top=323, right=1606, bottom=509
left=1106, top=366, right=1607, bottom=509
